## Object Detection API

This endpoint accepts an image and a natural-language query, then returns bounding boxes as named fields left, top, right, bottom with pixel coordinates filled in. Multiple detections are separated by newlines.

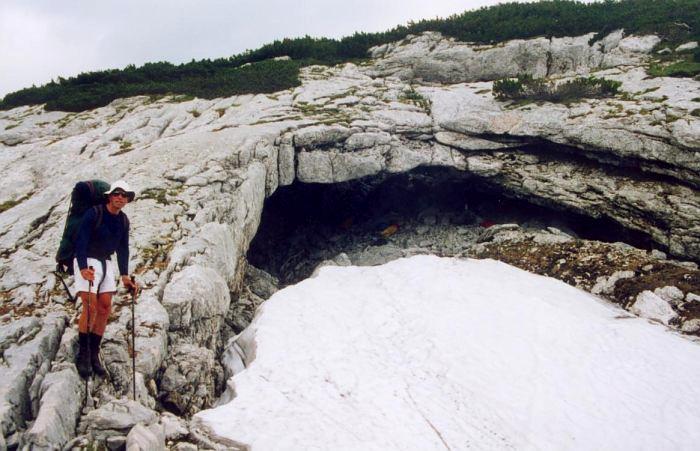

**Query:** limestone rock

left=21, top=366, right=82, bottom=450
left=245, top=265, right=279, bottom=301
left=160, top=411, right=189, bottom=441
left=125, top=422, right=165, bottom=451
left=349, top=244, right=406, bottom=267
left=293, top=124, right=352, bottom=148
left=312, top=253, right=352, bottom=277
left=676, top=41, right=698, bottom=52
left=0, top=313, right=67, bottom=440
left=131, top=293, right=170, bottom=379
left=106, top=435, right=127, bottom=450
left=160, top=344, right=221, bottom=416
left=629, top=291, right=678, bottom=325
left=368, top=31, right=658, bottom=83
left=435, top=131, right=517, bottom=151
left=653, top=286, right=685, bottom=307
left=84, top=398, right=158, bottom=442
left=591, top=271, right=636, bottom=296
left=681, top=319, right=700, bottom=334
left=477, top=224, right=520, bottom=243
left=162, top=265, right=230, bottom=348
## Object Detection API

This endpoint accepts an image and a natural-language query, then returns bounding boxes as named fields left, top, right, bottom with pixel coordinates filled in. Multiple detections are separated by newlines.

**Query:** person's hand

left=80, top=267, right=95, bottom=282
left=122, top=275, right=139, bottom=296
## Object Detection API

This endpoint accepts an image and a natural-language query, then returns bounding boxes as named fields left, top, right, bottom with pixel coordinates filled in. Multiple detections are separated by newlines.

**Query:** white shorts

left=73, top=258, right=118, bottom=294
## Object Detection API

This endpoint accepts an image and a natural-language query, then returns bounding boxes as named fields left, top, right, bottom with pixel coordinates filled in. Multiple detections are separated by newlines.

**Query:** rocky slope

left=0, top=30, right=698, bottom=449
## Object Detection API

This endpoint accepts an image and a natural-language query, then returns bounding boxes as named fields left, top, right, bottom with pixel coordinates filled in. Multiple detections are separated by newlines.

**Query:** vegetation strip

left=0, top=0, right=698, bottom=112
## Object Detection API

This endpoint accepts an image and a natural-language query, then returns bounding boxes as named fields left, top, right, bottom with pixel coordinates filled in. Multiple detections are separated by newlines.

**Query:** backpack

left=55, top=180, right=110, bottom=275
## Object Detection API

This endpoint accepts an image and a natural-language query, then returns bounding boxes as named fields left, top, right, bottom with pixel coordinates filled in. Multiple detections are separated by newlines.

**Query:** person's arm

left=75, top=207, right=96, bottom=271
left=116, top=215, right=130, bottom=276
left=117, top=215, right=138, bottom=293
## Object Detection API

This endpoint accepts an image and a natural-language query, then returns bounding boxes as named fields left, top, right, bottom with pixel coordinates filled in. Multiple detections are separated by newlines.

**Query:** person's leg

left=74, top=258, right=100, bottom=378
left=93, top=292, right=113, bottom=336
left=76, top=291, right=95, bottom=378
left=89, top=259, right=117, bottom=377
left=88, top=292, right=113, bottom=377
left=78, top=291, right=99, bottom=333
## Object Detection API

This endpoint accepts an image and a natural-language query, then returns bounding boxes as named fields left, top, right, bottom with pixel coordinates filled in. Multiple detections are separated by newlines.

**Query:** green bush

left=492, top=78, right=526, bottom=99
left=399, top=87, right=431, bottom=112
left=493, top=75, right=621, bottom=103
left=1, top=60, right=301, bottom=113
left=648, top=60, right=700, bottom=78
left=1, top=0, right=697, bottom=112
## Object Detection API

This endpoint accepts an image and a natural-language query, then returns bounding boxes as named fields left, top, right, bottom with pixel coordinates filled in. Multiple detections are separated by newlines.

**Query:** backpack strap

left=93, top=204, right=104, bottom=231
left=90, top=204, right=109, bottom=294
left=86, top=180, right=95, bottom=201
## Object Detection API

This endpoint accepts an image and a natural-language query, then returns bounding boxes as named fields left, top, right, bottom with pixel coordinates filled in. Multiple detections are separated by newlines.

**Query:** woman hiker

left=74, top=180, right=139, bottom=378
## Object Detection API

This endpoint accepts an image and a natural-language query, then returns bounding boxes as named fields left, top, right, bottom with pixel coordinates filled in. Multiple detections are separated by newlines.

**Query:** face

left=108, top=190, right=130, bottom=209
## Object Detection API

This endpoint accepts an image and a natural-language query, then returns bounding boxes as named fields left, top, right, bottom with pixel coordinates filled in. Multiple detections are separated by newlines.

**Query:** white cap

left=105, top=180, right=136, bottom=201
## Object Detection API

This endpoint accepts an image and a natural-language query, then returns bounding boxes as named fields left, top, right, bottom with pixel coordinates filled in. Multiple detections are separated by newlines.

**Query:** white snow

left=196, top=256, right=700, bottom=450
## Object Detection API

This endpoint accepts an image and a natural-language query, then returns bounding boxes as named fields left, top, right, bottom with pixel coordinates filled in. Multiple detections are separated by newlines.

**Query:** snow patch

left=197, top=256, right=700, bottom=450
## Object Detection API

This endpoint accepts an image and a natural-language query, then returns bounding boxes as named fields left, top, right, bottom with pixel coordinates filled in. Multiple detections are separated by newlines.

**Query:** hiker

left=74, top=180, right=138, bottom=378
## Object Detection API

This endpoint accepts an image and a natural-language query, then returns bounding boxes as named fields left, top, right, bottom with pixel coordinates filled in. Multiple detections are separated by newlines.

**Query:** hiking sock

left=76, top=332, right=92, bottom=379
left=88, top=332, right=107, bottom=377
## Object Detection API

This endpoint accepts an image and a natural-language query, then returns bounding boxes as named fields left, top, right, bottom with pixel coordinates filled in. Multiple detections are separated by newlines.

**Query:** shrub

left=0, top=59, right=302, bottom=113
left=493, top=75, right=621, bottom=103
left=648, top=60, right=700, bottom=78
left=1, top=0, right=697, bottom=112
left=492, top=78, right=526, bottom=99
left=399, top=86, right=431, bottom=112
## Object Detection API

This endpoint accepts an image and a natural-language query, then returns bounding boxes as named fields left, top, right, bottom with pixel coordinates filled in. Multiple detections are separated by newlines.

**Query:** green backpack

left=55, top=180, right=110, bottom=275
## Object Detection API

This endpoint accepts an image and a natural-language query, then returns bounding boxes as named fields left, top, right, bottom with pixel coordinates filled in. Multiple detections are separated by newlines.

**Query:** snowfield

left=196, top=256, right=700, bottom=450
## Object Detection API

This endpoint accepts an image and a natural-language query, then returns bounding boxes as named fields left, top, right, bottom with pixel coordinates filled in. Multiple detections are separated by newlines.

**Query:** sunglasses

left=111, top=191, right=130, bottom=198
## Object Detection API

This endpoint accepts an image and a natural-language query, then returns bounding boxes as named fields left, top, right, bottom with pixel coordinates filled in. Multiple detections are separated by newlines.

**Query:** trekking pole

left=130, top=275, right=137, bottom=401
left=85, top=266, right=94, bottom=407
left=53, top=270, right=76, bottom=304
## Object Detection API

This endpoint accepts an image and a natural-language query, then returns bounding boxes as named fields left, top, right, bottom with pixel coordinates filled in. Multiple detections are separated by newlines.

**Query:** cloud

left=0, top=0, right=525, bottom=97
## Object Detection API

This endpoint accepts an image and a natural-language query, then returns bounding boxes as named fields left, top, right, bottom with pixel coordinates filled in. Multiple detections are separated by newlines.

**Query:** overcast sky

left=1, top=0, right=538, bottom=97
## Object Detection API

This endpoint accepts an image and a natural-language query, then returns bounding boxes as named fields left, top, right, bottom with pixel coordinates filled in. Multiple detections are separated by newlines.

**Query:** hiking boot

left=89, top=333, right=107, bottom=377
left=76, top=333, right=92, bottom=378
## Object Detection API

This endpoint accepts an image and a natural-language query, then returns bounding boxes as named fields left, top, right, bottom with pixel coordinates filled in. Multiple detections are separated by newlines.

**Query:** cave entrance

left=248, top=167, right=654, bottom=285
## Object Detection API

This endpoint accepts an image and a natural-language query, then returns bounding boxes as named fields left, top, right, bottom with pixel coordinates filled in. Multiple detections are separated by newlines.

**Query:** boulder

left=630, top=291, right=678, bottom=325
left=653, top=286, right=685, bottom=307
left=681, top=319, right=700, bottom=334
left=591, top=271, right=636, bottom=296
left=125, top=422, right=165, bottom=451
left=160, top=411, right=189, bottom=441
left=162, top=265, right=230, bottom=349
left=0, top=314, right=67, bottom=440
left=21, top=367, right=83, bottom=450
left=20, top=327, right=82, bottom=450
left=84, top=398, right=158, bottom=442
left=676, top=41, right=698, bottom=52
left=160, top=344, right=221, bottom=416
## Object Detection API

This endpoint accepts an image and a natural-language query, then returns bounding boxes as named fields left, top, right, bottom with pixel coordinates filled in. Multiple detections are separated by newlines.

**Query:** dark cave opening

left=248, top=167, right=656, bottom=284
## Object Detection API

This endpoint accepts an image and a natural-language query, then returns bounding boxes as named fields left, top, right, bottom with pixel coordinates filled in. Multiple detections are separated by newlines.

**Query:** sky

left=1, top=0, right=539, bottom=98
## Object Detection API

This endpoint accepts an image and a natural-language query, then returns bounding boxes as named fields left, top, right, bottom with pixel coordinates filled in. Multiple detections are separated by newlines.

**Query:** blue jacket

left=75, top=205, right=130, bottom=275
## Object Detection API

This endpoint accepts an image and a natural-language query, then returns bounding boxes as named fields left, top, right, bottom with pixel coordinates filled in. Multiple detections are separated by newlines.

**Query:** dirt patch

left=474, top=233, right=700, bottom=329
